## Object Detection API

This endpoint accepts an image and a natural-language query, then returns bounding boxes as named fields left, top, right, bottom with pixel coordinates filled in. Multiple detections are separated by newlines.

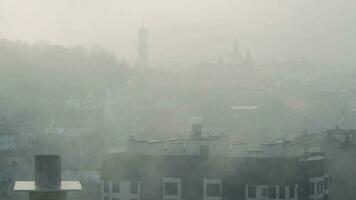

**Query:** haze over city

left=0, top=1, right=356, bottom=200
left=0, top=0, right=355, bottom=65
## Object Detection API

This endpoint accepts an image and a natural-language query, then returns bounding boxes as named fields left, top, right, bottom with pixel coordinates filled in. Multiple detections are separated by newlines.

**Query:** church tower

left=230, top=40, right=243, bottom=65
left=137, top=24, right=148, bottom=67
left=242, top=50, right=255, bottom=77
left=243, top=50, right=255, bottom=67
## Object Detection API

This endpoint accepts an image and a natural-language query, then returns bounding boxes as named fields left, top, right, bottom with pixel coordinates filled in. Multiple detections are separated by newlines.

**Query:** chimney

left=35, top=155, right=61, bottom=189
left=14, top=155, right=82, bottom=200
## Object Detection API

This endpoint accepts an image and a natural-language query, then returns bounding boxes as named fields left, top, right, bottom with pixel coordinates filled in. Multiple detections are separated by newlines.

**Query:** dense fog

left=0, top=1, right=355, bottom=200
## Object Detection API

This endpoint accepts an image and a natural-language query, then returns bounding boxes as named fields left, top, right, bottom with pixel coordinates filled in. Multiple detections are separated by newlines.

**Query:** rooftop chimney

left=14, top=155, right=81, bottom=200
left=35, top=155, right=61, bottom=189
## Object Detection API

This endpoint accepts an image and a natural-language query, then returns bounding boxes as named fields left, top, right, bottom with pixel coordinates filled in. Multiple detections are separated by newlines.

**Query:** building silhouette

left=100, top=124, right=329, bottom=200
left=229, top=40, right=243, bottom=65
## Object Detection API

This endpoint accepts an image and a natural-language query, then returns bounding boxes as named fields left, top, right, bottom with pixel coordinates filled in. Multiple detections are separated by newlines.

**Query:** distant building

left=229, top=40, right=255, bottom=76
left=0, top=98, right=34, bottom=197
left=0, top=123, right=21, bottom=151
left=0, top=97, right=29, bottom=152
left=242, top=50, right=255, bottom=74
left=230, top=40, right=243, bottom=65
left=137, top=24, right=149, bottom=67
left=194, top=40, right=256, bottom=89
left=100, top=124, right=329, bottom=200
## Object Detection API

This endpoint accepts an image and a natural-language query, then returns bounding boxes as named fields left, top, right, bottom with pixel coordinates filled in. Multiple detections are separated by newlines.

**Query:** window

left=165, top=182, right=178, bottom=195
left=324, top=194, right=328, bottom=200
left=317, top=182, right=320, bottom=194
left=164, top=178, right=181, bottom=198
left=262, top=188, right=267, bottom=197
left=131, top=182, right=139, bottom=194
left=321, top=181, right=323, bottom=193
left=289, top=185, right=295, bottom=198
left=279, top=186, right=286, bottom=199
left=206, top=183, right=220, bottom=197
left=247, top=186, right=256, bottom=198
left=324, top=177, right=328, bottom=190
left=309, top=182, right=314, bottom=194
left=267, top=186, right=276, bottom=198
left=104, top=181, right=110, bottom=193
left=112, top=181, right=120, bottom=193
left=104, top=197, right=109, bottom=200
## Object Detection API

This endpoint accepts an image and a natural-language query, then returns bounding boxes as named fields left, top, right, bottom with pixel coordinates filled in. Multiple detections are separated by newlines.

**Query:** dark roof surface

left=101, top=153, right=307, bottom=185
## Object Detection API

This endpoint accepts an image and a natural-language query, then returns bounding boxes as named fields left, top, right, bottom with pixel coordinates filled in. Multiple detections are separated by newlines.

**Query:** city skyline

left=0, top=0, right=354, bottom=66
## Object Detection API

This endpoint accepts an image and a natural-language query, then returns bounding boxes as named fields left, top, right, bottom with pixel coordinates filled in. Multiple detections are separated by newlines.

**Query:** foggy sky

left=0, top=0, right=355, bottom=66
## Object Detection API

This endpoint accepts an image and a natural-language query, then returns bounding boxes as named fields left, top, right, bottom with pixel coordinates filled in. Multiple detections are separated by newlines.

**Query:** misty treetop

left=0, top=39, right=128, bottom=127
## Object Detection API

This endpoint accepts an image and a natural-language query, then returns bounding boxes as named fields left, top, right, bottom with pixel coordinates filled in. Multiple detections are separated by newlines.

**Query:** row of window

left=103, top=181, right=139, bottom=194
left=105, top=179, right=220, bottom=198
left=309, top=195, right=328, bottom=200
left=104, top=180, right=298, bottom=199
left=247, top=185, right=296, bottom=199
left=309, top=177, right=328, bottom=195
left=164, top=179, right=221, bottom=197
left=104, top=197, right=138, bottom=200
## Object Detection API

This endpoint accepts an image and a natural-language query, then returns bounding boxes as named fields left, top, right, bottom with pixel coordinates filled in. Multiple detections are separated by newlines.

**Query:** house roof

left=101, top=153, right=310, bottom=185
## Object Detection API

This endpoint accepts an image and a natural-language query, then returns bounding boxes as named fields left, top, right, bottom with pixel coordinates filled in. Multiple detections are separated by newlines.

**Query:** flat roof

left=13, top=181, right=82, bottom=192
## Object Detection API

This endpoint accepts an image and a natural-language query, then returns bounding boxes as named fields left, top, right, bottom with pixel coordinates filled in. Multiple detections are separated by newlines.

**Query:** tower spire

left=230, top=39, right=242, bottom=65
left=244, top=49, right=254, bottom=66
